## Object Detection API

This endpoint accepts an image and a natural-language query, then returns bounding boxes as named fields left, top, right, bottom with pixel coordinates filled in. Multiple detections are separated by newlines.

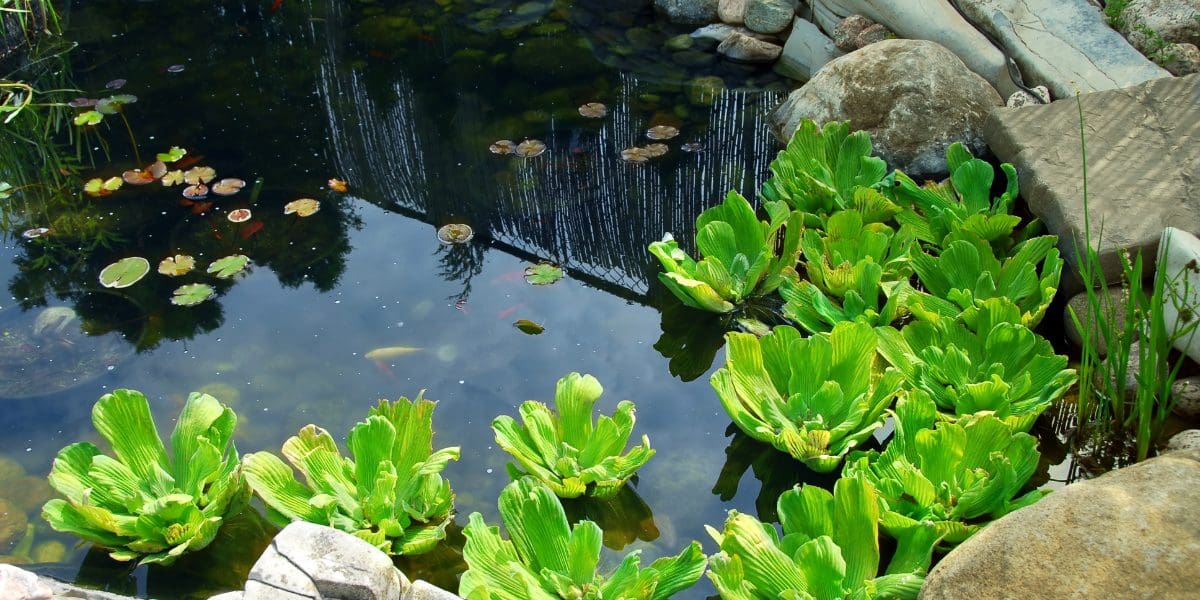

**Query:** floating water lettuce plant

left=171, top=283, right=215, bottom=306
left=284, top=198, right=320, bottom=217
left=158, top=254, right=195, bottom=276
left=84, top=176, right=123, bottom=197
left=706, top=475, right=937, bottom=600
left=759, top=119, right=888, bottom=221
left=843, top=391, right=1048, bottom=544
left=648, top=190, right=801, bottom=313
left=207, top=255, right=249, bottom=279
left=41, top=389, right=248, bottom=566
left=711, top=322, right=904, bottom=472
left=461, top=477, right=707, bottom=600
left=524, top=263, right=563, bottom=285
left=875, top=297, right=1076, bottom=432
left=491, top=373, right=655, bottom=499
left=242, top=394, right=460, bottom=556
left=99, top=257, right=150, bottom=288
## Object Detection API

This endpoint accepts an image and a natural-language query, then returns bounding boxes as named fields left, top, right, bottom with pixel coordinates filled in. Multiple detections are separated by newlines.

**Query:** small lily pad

left=681, top=141, right=704, bottom=153
left=515, top=139, right=547, bottom=158
left=84, top=177, right=123, bottom=197
left=0, top=182, right=13, bottom=199
left=524, top=263, right=563, bottom=285
left=183, top=166, right=217, bottom=185
left=171, top=283, right=214, bottom=306
left=156, top=146, right=187, bottom=163
left=166, top=64, right=186, bottom=73
left=207, top=254, right=250, bottom=279
left=182, top=184, right=209, bottom=199
left=99, top=257, right=150, bottom=289
left=161, top=170, right=185, bottom=186
left=646, top=125, right=679, bottom=140
left=148, top=160, right=169, bottom=179
left=73, top=111, right=103, bottom=126
left=105, top=79, right=126, bottom=90
left=489, top=140, right=515, bottom=155
left=514, top=319, right=545, bottom=335
left=227, top=208, right=252, bottom=223
left=644, top=143, right=669, bottom=158
left=437, top=223, right=474, bottom=244
left=212, top=178, right=246, bottom=196
left=620, top=147, right=651, bottom=163
left=122, top=169, right=156, bottom=185
left=158, top=254, right=195, bottom=276
left=328, top=178, right=348, bottom=192
left=578, top=102, right=607, bottom=118
left=284, top=198, right=321, bottom=217
left=21, top=227, right=49, bottom=239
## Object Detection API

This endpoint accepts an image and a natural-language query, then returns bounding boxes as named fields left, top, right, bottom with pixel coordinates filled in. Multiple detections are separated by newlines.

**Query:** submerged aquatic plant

left=461, top=477, right=707, bottom=600
left=243, top=394, right=460, bottom=556
left=706, top=475, right=938, bottom=600
left=42, top=389, right=248, bottom=566
left=492, top=373, right=655, bottom=499
left=843, top=391, right=1048, bottom=544
left=648, top=190, right=801, bottom=313
left=711, top=322, right=904, bottom=472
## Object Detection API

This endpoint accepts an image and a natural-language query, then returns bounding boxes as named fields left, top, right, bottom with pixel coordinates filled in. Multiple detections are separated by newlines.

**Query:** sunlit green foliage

left=760, top=120, right=889, bottom=222
left=492, top=373, right=655, bottom=499
left=242, top=394, right=459, bottom=556
left=42, top=389, right=248, bottom=566
left=460, top=477, right=707, bottom=600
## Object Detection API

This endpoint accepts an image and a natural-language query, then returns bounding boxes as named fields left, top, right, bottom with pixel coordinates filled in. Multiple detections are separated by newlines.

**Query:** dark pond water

left=0, top=1, right=1075, bottom=598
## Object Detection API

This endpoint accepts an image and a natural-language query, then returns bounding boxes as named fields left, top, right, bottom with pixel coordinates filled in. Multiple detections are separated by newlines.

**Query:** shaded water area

left=0, top=1, right=1076, bottom=598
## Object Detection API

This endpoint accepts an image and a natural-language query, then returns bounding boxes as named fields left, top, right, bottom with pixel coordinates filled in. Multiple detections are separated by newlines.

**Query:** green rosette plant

left=648, top=190, right=801, bottom=313
left=706, top=475, right=939, bottom=600
left=907, top=233, right=1064, bottom=328
left=760, top=119, right=889, bottom=222
left=875, top=298, right=1077, bottom=432
left=492, top=372, right=655, bottom=499
left=889, top=142, right=1024, bottom=250
left=843, top=391, right=1048, bottom=545
left=711, top=322, right=904, bottom=472
left=41, top=389, right=248, bottom=566
left=242, top=394, right=459, bottom=556
left=460, top=477, right=707, bottom=600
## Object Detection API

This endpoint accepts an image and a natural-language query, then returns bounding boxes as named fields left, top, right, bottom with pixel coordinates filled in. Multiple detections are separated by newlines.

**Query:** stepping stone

left=984, top=74, right=1200, bottom=280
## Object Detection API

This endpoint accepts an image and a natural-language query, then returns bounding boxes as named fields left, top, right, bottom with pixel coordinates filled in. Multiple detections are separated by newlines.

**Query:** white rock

left=1158, top=227, right=1200, bottom=364
left=1122, top=0, right=1200, bottom=50
left=246, top=522, right=402, bottom=600
left=1005, top=85, right=1051, bottom=108
left=776, top=17, right=844, bottom=80
left=717, top=30, right=783, bottom=61
left=1166, top=429, right=1200, bottom=452
left=1172, top=376, right=1200, bottom=419
left=719, top=0, right=747, bottom=24
left=0, top=566, right=51, bottom=600
left=690, top=23, right=738, bottom=42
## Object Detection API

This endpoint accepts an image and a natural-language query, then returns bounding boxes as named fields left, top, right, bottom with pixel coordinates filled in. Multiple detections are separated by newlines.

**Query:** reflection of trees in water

left=435, top=240, right=486, bottom=304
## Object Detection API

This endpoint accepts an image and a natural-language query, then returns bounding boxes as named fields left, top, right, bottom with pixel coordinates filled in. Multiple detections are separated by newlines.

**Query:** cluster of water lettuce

left=649, top=119, right=1076, bottom=597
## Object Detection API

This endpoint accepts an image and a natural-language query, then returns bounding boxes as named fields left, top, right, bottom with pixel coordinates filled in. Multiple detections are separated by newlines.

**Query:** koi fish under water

left=364, top=346, right=422, bottom=360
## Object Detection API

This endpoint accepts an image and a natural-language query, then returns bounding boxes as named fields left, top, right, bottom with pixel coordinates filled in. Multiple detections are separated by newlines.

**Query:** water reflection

left=562, top=483, right=659, bottom=551
left=712, top=425, right=846, bottom=523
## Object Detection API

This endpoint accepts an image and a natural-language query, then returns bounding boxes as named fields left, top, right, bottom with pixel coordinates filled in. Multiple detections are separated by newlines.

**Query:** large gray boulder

left=1122, top=0, right=1200, bottom=50
left=920, top=449, right=1200, bottom=600
left=771, top=39, right=1002, bottom=179
left=775, top=17, right=844, bottom=80
left=984, top=74, right=1200, bottom=280
left=957, top=0, right=1170, bottom=100
left=654, top=0, right=719, bottom=25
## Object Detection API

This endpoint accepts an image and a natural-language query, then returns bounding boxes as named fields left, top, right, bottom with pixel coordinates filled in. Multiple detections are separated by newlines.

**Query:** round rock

left=1167, top=429, right=1200, bottom=452
left=744, top=0, right=794, bottom=34
left=654, top=0, right=719, bottom=26
left=1173, top=376, right=1200, bottom=420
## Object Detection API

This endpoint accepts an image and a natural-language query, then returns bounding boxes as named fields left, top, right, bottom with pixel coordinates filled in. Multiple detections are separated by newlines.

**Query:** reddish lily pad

left=122, top=169, right=156, bottom=185
left=182, top=184, right=209, bottom=199
left=84, top=177, right=123, bottom=197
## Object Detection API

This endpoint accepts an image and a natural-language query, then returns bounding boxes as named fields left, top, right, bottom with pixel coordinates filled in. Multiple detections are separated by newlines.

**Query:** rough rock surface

left=744, top=0, right=795, bottom=34
left=717, top=30, right=783, bottom=62
left=1122, top=0, right=1200, bottom=51
left=1005, top=85, right=1051, bottom=107
left=771, top=39, right=1002, bottom=179
left=776, top=17, right=843, bottom=80
left=920, top=449, right=1200, bottom=600
left=984, top=74, right=1200, bottom=279
left=1173, top=376, right=1200, bottom=419
left=1064, top=285, right=1131, bottom=355
left=1162, top=41, right=1200, bottom=75
left=0, top=565, right=50, bottom=600
left=957, top=0, right=1170, bottom=100
left=808, top=0, right=1018, bottom=96
left=654, top=0, right=719, bottom=26
left=1167, top=429, right=1200, bottom=451
left=718, top=0, right=747, bottom=24
left=1158, top=227, right=1200, bottom=363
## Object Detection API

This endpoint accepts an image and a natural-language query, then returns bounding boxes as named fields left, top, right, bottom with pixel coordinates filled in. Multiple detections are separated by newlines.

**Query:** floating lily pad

left=227, top=208, right=252, bottom=223
left=328, top=178, right=348, bottom=192
left=99, top=257, right=150, bottom=289
left=158, top=254, right=195, bottom=276
left=620, top=147, right=651, bottom=163
left=162, top=169, right=184, bottom=186
left=514, top=319, right=545, bottom=335
left=489, top=140, right=516, bottom=155
left=207, top=254, right=250, bottom=279
left=122, top=169, right=156, bottom=185
left=0, top=182, right=12, bottom=200
left=681, top=141, right=704, bottom=153
left=21, top=227, right=49, bottom=239
left=96, top=95, right=136, bottom=115
left=166, top=64, right=186, bottom=73
left=83, top=177, right=123, bottom=197
left=182, top=184, right=209, bottom=199
left=73, top=111, right=102, bottom=126
left=156, top=146, right=187, bottom=163
left=437, top=223, right=474, bottom=244
left=67, top=98, right=96, bottom=108
left=515, top=139, right=547, bottom=158
left=644, top=143, right=669, bottom=158
left=524, top=263, right=563, bottom=285
left=646, top=125, right=679, bottom=140
left=148, top=160, right=168, bottom=179
left=212, top=178, right=245, bottom=196
left=105, top=79, right=126, bottom=90
left=578, top=102, right=608, bottom=118
left=171, top=283, right=214, bottom=306
left=284, top=198, right=320, bottom=217
left=183, top=166, right=217, bottom=185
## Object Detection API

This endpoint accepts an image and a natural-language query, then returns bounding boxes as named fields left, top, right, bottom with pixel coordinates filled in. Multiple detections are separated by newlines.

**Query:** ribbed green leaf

left=92, top=389, right=169, bottom=482
left=646, top=541, right=708, bottom=600
left=555, top=373, right=602, bottom=450
left=499, top=478, right=571, bottom=575
left=242, top=451, right=324, bottom=523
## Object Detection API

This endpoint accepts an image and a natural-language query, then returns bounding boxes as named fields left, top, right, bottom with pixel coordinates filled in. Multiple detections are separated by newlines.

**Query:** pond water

left=0, top=1, right=1075, bottom=598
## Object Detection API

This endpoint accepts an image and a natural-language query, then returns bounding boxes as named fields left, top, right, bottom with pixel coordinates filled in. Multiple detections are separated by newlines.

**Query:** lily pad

left=0, top=182, right=12, bottom=199
left=148, top=160, right=169, bottom=179
left=182, top=184, right=209, bottom=199
left=620, top=147, right=651, bottom=163
left=578, top=102, right=608, bottom=118
left=162, top=170, right=184, bottom=186
left=328, top=178, right=348, bottom=192
left=184, top=166, right=217, bottom=185
left=515, top=139, right=547, bottom=158
left=437, top=223, right=474, bottom=245
left=156, top=146, right=187, bottom=163
left=489, top=140, right=516, bottom=155
left=514, top=319, right=545, bottom=335
left=646, top=125, right=679, bottom=140
left=122, top=169, right=156, bottom=185
left=73, top=111, right=102, bottom=126
left=105, top=79, right=126, bottom=90
left=284, top=198, right=320, bottom=217
left=681, top=141, right=704, bottom=153
left=84, top=177, right=123, bottom=197
left=158, top=255, right=195, bottom=276
left=99, top=257, right=150, bottom=289
left=21, top=227, right=49, bottom=239
left=227, top=208, right=252, bottom=223
left=207, top=255, right=250, bottom=279
left=212, top=178, right=246, bottom=196
left=171, top=283, right=214, bottom=306
left=524, top=263, right=563, bottom=285
left=167, top=64, right=185, bottom=73
left=644, top=143, right=669, bottom=158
